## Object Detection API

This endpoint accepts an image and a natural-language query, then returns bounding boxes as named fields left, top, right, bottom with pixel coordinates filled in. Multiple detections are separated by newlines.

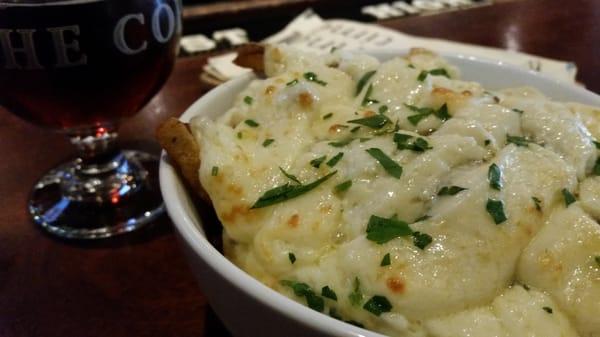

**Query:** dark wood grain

left=0, top=0, right=598, bottom=336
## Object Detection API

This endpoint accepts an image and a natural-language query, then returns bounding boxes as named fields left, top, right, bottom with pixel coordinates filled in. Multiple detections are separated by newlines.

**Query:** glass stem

left=63, top=124, right=142, bottom=203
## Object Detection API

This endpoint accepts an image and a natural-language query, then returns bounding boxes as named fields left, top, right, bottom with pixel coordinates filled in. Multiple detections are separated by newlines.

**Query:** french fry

left=156, top=117, right=210, bottom=203
left=233, top=43, right=265, bottom=75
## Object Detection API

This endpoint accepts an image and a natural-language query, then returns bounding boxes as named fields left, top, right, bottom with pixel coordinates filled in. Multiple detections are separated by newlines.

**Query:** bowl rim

left=160, top=48, right=600, bottom=337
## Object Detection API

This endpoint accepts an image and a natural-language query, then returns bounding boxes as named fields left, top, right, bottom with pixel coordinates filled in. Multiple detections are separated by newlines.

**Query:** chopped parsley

left=348, top=277, right=363, bottom=306
left=347, top=114, right=390, bottom=129
left=393, top=133, right=432, bottom=152
left=417, top=68, right=450, bottom=81
left=280, top=280, right=324, bottom=312
left=562, top=188, right=576, bottom=207
left=244, top=119, right=259, bottom=127
left=595, top=256, right=600, bottom=267
left=355, top=70, right=376, bottom=96
left=512, top=108, right=524, bottom=114
left=303, top=72, right=327, bottom=86
left=405, top=103, right=450, bottom=125
left=412, top=231, right=433, bottom=250
left=211, top=166, right=219, bottom=176
left=288, top=252, right=296, bottom=264
left=322, top=112, right=333, bottom=120
left=362, top=84, right=379, bottom=106
left=243, top=96, right=253, bottom=105
left=321, top=286, right=337, bottom=301
left=542, top=306, right=553, bottom=314
left=379, top=105, right=388, bottom=114
left=251, top=171, right=337, bottom=209
left=484, top=139, right=491, bottom=146
left=329, top=138, right=354, bottom=147
left=334, top=180, right=352, bottom=193
left=366, top=215, right=413, bottom=244
left=488, top=163, right=502, bottom=190
left=326, top=152, right=344, bottom=167
left=237, top=131, right=243, bottom=139
left=593, top=140, right=600, bottom=149
left=437, top=186, right=467, bottom=196
left=366, top=148, right=403, bottom=179
left=286, top=79, right=299, bottom=86
left=414, top=215, right=431, bottom=222
left=532, top=196, right=542, bottom=211
left=506, top=134, right=531, bottom=147
left=310, top=155, right=327, bottom=168
left=486, top=198, right=507, bottom=224
left=262, top=138, right=275, bottom=147
left=279, top=167, right=301, bottom=184
left=593, top=158, right=600, bottom=176
left=363, top=295, right=393, bottom=316
left=350, top=126, right=361, bottom=133
left=380, top=253, right=391, bottom=266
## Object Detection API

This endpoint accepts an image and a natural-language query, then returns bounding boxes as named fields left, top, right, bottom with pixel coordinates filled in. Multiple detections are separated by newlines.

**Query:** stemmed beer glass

left=0, top=0, right=181, bottom=239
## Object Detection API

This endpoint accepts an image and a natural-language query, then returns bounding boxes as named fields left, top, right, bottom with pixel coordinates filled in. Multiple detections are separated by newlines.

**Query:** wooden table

left=1, top=0, right=598, bottom=336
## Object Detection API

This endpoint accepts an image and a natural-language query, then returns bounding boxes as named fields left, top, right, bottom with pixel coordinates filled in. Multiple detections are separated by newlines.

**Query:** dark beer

left=0, top=0, right=181, bottom=129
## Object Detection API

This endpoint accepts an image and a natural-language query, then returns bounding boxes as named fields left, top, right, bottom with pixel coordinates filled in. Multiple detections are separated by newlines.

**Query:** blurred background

left=178, top=0, right=514, bottom=54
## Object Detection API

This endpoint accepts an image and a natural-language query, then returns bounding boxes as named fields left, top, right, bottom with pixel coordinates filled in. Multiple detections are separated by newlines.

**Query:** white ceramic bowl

left=159, top=50, right=600, bottom=337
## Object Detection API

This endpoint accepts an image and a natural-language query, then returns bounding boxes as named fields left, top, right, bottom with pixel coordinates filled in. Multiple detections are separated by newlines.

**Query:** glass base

left=28, top=150, right=164, bottom=239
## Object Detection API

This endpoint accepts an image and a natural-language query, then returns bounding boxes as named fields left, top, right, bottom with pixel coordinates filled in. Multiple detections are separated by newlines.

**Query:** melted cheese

left=190, top=45, right=600, bottom=337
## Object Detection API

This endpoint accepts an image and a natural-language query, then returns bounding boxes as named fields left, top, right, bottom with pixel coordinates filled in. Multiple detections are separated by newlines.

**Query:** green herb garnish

left=593, top=158, right=600, bottom=176
left=288, top=252, right=296, bottom=264
left=414, top=215, right=430, bottom=222
left=366, top=148, right=403, bottom=179
left=280, top=280, right=324, bottom=312
left=237, top=131, right=243, bottom=139
left=366, top=215, right=413, bottom=244
left=348, top=277, right=363, bottom=306
left=243, top=96, right=253, bottom=105
left=356, top=70, right=376, bottom=96
left=279, top=167, right=301, bottom=184
left=595, top=256, right=600, bottom=267
left=350, top=126, right=361, bottom=133
left=310, top=155, right=327, bottom=168
left=334, top=180, right=352, bottom=193
left=329, top=138, right=354, bottom=147
left=532, top=196, right=542, bottom=211
left=286, top=79, right=299, bottom=86
left=562, top=188, right=576, bottom=207
left=321, top=286, right=337, bottom=301
left=412, top=231, right=433, bottom=250
left=488, top=163, right=502, bottom=190
left=512, top=108, right=524, bottom=114
left=417, top=68, right=450, bottom=81
left=348, top=114, right=390, bottom=129
left=262, top=138, right=275, bottom=147
left=323, top=112, right=333, bottom=120
left=379, top=105, right=388, bottom=114
left=593, top=140, right=600, bottom=149
left=251, top=171, right=337, bottom=209
left=486, top=199, right=507, bottom=224
left=326, top=152, right=344, bottom=167
left=380, top=253, right=391, bottom=266
left=304, top=72, right=327, bottom=86
left=484, top=139, right=491, bottom=146
left=363, top=295, right=392, bottom=316
left=244, top=119, right=259, bottom=127
left=393, top=133, right=432, bottom=152
left=405, top=103, right=450, bottom=125
left=437, top=186, right=467, bottom=196
left=362, top=84, right=379, bottom=106
left=211, top=166, right=219, bottom=176
left=543, top=306, right=553, bottom=314
left=506, top=134, right=531, bottom=147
